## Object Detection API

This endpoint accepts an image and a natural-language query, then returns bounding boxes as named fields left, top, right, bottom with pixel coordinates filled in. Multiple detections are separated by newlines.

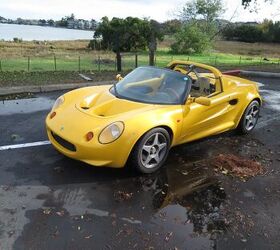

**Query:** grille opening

left=51, top=132, right=76, bottom=152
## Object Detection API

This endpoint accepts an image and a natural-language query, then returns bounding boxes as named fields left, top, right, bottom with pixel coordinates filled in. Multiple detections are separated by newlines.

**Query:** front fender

left=234, top=88, right=262, bottom=127
left=120, top=106, right=183, bottom=164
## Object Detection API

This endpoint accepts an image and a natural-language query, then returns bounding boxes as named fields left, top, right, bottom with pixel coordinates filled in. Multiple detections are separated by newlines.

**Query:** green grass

left=0, top=71, right=120, bottom=87
left=0, top=50, right=279, bottom=73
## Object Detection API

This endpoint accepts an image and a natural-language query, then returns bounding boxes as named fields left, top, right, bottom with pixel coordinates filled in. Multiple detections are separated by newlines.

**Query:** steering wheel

left=186, top=65, right=200, bottom=80
left=165, top=88, right=180, bottom=101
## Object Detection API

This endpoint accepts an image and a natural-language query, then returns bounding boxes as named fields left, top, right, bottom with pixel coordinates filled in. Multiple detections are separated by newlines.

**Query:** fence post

left=259, top=57, right=262, bottom=65
left=78, top=56, right=81, bottom=72
left=239, top=56, right=242, bottom=65
left=54, top=55, right=57, bottom=71
left=98, top=56, right=101, bottom=72
left=215, top=56, right=218, bottom=66
left=27, top=56, right=30, bottom=72
left=135, top=53, right=138, bottom=68
left=0, top=60, right=2, bottom=71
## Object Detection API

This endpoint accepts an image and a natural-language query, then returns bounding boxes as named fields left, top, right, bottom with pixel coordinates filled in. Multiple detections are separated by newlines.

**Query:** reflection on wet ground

left=0, top=96, right=55, bottom=115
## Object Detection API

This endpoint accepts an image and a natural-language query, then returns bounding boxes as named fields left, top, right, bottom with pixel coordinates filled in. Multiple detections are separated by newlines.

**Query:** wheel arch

left=156, top=125, right=174, bottom=142
left=253, top=97, right=262, bottom=105
left=133, top=125, right=174, bottom=148
left=234, top=95, right=261, bottom=129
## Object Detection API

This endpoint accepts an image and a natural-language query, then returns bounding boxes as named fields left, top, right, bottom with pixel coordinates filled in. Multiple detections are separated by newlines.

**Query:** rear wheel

left=130, top=128, right=171, bottom=174
left=237, top=100, right=260, bottom=134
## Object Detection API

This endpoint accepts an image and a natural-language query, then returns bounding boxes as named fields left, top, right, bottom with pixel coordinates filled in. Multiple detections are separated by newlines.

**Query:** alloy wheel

left=140, top=132, right=168, bottom=169
left=245, top=103, right=260, bottom=131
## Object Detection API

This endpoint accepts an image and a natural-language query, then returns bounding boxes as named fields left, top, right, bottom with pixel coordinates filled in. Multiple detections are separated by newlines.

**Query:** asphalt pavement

left=0, top=77, right=280, bottom=250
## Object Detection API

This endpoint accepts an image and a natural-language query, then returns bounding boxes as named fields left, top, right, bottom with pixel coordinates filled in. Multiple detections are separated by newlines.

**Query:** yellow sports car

left=46, top=61, right=262, bottom=173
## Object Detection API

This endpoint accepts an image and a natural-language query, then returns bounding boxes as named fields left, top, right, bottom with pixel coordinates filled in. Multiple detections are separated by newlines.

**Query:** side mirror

left=194, top=96, right=211, bottom=106
left=116, top=74, right=123, bottom=81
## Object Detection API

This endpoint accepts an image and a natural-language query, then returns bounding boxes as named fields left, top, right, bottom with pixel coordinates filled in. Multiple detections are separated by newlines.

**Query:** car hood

left=74, top=86, right=160, bottom=119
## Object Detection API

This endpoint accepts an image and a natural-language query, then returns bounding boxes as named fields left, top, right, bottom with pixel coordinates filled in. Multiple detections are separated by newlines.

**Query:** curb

left=0, top=80, right=115, bottom=97
left=240, top=71, right=280, bottom=78
left=223, top=70, right=280, bottom=78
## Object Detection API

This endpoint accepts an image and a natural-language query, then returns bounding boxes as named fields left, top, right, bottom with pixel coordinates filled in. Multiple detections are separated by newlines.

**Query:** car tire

left=130, top=128, right=171, bottom=174
left=237, top=100, right=260, bottom=134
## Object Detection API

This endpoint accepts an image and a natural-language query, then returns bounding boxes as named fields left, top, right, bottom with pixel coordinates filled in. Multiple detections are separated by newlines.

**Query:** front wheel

left=237, top=100, right=260, bottom=134
left=130, top=128, right=171, bottom=174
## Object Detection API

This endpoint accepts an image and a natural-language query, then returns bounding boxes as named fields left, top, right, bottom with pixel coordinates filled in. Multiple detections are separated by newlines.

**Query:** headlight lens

left=52, top=96, right=65, bottom=111
left=99, top=121, right=124, bottom=144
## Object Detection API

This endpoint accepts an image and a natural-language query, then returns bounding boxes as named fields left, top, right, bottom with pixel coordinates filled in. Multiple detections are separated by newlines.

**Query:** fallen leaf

left=85, top=235, right=93, bottom=239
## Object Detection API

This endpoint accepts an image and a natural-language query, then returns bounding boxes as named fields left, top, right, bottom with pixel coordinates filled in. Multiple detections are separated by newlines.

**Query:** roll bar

left=167, top=60, right=223, bottom=79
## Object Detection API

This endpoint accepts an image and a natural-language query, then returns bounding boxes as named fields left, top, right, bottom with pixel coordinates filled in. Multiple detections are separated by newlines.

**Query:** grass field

left=0, top=39, right=280, bottom=87
left=1, top=40, right=280, bottom=72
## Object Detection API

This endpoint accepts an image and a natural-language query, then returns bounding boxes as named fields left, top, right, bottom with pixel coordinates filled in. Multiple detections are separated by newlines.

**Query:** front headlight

left=99, top=121, right=124, bottom=144
left=52, top=96, right=65, bottom=111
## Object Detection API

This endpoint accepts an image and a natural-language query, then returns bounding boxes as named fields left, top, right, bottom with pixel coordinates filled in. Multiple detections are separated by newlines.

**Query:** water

left=0, top=23, right=94, bottom=41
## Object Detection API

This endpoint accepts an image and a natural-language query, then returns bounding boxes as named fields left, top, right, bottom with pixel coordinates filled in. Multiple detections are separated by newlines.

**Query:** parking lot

left=0, top=76, right=280, bottom=250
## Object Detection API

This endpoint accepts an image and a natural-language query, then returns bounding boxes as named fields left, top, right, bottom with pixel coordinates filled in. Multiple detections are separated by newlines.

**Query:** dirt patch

left=212, top=154, right=264, bottom=179
left=0, top=70, right=127, bottom=87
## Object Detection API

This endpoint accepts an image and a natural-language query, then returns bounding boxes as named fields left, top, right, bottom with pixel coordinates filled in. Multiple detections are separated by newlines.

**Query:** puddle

left=256, top=81, right=280, bottom=112
left=260, top=89, right=280, bottom=112
left=3, top=130, right=270, bottom=249
left=0, top=97, right=54, bottom=115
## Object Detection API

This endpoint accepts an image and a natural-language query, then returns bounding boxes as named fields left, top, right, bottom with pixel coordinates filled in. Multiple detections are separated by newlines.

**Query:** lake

left=0, top=23, right=94, bottom=41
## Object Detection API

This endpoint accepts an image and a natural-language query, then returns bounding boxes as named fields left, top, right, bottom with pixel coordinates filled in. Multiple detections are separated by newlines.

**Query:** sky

left=0, top=0, right=279, bottom=22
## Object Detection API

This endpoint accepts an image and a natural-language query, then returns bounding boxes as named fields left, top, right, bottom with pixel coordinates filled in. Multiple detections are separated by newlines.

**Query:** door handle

left=229, top=99, right=238, bottom=105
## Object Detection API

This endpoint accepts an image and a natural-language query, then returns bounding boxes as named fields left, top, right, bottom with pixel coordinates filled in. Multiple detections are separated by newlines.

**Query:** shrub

left=223, top=25, right=263, bottom=43
left=13, top=37, right=23, bottom=43
left=171, top=24, right=211, bottom=54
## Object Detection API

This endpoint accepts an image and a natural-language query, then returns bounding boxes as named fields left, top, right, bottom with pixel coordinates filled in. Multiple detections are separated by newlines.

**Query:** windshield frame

left=110, top=66, right=191, bottom=105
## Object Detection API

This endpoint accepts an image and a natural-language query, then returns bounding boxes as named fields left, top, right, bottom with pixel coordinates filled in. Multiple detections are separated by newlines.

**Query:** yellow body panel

left=46, top=61, right=261, bottom=168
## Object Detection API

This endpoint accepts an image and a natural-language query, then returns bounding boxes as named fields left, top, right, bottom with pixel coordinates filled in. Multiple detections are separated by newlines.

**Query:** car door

left=180, top=89, right=237, bottom=143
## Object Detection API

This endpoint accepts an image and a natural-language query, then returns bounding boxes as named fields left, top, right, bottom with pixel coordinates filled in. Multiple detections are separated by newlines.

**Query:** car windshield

left=111, top=67, right=191, bottom=105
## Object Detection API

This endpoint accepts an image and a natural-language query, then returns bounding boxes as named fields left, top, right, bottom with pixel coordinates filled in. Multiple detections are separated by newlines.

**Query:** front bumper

left=46, top=111, right=133, bottom=168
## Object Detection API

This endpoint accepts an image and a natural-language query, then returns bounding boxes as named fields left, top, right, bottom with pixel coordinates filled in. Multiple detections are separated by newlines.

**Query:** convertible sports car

left=46, top=61, right=262, bottom=173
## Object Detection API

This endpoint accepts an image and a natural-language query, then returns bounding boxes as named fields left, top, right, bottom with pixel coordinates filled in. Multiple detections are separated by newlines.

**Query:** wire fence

left=0, top=53, right=280, bottom=72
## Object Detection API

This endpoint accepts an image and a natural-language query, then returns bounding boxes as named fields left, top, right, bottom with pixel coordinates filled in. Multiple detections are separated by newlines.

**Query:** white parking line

left=0, top=141, right=51, bottom=151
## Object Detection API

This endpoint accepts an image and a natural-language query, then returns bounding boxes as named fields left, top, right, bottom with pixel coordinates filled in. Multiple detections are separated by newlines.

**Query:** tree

left=90, top=19, right=97, bottom=30
left=180, top=0, right=224, bottom=35
left=39, top=19, right=46, bottom=26
left=172, top=0, right=224, bottom=54
left=242, top=0, right=272, bottom=8
left=147, top=20, right=164, bottom=66
left=48, top=19, right=55, bottom=26
left=162, top=19, right=182, bottom=35
left=57, top=14, right=75, bottom=27
left=92, top=17, right=163, bottom=71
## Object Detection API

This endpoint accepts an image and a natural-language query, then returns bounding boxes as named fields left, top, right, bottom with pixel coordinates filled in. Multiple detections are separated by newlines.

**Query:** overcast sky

left=1, top=0, right=279, bottom=22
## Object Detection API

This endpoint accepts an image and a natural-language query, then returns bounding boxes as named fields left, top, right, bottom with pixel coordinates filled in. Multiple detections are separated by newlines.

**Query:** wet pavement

left=0, top=77, right=280, bottom=249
